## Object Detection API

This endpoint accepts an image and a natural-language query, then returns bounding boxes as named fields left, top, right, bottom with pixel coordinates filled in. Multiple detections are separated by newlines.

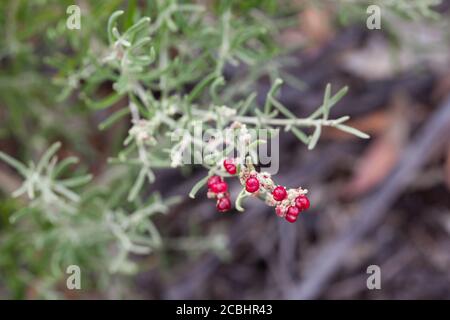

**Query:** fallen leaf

left=342, top=95, right=411, bottom=198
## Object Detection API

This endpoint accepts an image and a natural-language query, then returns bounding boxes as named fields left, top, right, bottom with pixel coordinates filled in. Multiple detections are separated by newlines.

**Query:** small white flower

left=129, top=120, right=154, bottom=144
left=217, top=105, right=237, bottom=118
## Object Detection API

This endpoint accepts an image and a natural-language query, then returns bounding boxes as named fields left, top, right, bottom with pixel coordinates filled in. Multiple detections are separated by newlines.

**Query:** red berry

left=285, top=214, right=298, bottom=223
left=295, top=195, right=310, bottom=211
left=272, top=186, right=287, bottom=201
left=287, top=206, right=300, bottom=217
left=245, top=176, right=260, bottom=193
left=216, top=197, right=231, bottom=212
left=275, top=205, right=285, bottom=217
left=223, top=159, right=237, bottom=175
left=211, top=181, right=228, bottom=194
left=285, top=206, right=299, bottom=223
left=225, top=164, right=237, bottom=175
left=223, top=158, right=233, bottom=166
left=207, top=175, right=223, bottom=190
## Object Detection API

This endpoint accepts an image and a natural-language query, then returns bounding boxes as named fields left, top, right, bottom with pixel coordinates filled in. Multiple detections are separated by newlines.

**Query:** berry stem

left=235, top=189, right=247, bottom=212
left=189, top=175, right=210, bottom=199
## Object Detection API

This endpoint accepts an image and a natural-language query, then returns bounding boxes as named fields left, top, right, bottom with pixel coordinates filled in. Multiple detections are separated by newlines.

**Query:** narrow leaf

left=108, top=10, right=125, bottom=44
left=322, top=83, right=331, bottom=120
left=0, top=151, right=28, bottom=176
left=37, top=142, right=62, bottom=173
left=99, top=108, right=130, bottom=131
left=128, top=168, right=147, bottom=201
left=308, top=125, right=322, bottom=150
left=291, top=127, right=310, bottom=145
left=309, top=86, right=349, bottom=119
left=59, top=174, right=93, bottom=188
left=335, top=124, right=370, bottom=139
left=189, top=175, right=210, bottom=199
left=83, top=92, right=125, bottom=110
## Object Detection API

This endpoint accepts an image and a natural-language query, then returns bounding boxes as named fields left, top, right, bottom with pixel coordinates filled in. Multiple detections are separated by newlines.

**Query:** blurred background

left=1, top=0, right=450, bottom=299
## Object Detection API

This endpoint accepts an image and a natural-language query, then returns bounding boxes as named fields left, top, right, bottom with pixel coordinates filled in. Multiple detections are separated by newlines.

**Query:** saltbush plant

left=0, top=1, right=367, bottom=296
left=0, top=0, right=440, bottom=298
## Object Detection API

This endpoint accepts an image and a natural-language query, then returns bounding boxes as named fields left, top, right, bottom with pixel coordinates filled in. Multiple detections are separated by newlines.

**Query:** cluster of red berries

left=206, top=158, right=311, bottom=223
left=205, top=159, right=238, bottom=213
left=207, top=175, right=231, bottom=212
left=275, top=193, right=310, bottom=223
left=271, top=185, right=311, bottom=223
left=241, top=169, right=310, bottom=223
left=243, top=175, right=310, bottom=223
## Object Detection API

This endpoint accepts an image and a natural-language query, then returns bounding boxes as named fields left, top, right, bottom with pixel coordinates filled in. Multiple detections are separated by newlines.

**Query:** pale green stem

left=232, top=115, right=350, bottom=128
